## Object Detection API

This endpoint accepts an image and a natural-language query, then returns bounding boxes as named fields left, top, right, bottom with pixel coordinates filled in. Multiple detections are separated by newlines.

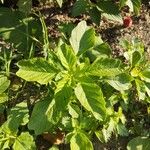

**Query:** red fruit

left=123, top=16, right=132, bottom=28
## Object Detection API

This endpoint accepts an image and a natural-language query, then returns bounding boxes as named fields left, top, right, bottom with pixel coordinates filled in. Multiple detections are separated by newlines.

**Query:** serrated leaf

left=72, top=0, right=88, bottom=16
left=117, top=123, right=128, bottom=136
left=70, top=21, right=95, bottom=55
left=57, top=44, right=77, bottom=70
left=75, top=80, right=106, bottom=121
left=0, top=75, right=10, bottom=94
left=88, top=57, right=122, bottom=77
left=127, top=137, right=150, bottom=150
left=70, top=131, right=93, bottom=150
left=16, top=58, right=58, bottom=84
left=95, top=118, right=116, bottom=143
left=107, top=73, right=132, bottom=91
left=13, top=132, right=35, bottom=150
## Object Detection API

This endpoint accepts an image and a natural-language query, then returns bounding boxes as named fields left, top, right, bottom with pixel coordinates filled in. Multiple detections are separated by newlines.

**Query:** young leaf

left=70, top=131, right=93, bottom=150
left=13, top=132, right=35, bottom=150
left=57, top=44, right=77, bottom=70
left=88, top=57, right=122, bottom=77
left=107, top=73, right=132, bottom=91
left=0, top=75, right=10, bottom=94
left=70, top=21, right=95, bottom=55
left=75, top=80, right=106, bottom=121
left=16, top=58, right=58, bottom=84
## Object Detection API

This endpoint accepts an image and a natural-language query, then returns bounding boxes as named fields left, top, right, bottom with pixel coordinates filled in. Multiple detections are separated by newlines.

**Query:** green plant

left=72, top=0, right=141, bottom=25
left=0, top=102, right=35, bottom=150
left=14, top=21, right=149, bottom=149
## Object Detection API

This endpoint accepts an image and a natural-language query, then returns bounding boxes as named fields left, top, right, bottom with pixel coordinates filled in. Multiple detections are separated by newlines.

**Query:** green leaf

left=13, top=132, right=35, bottom=150
left=119, top=0, right=128, bottom=8
left=131, top=51, right=141, bottom=67
left=75, top=80, right=106, bottom=121
left=49, top=145, right=59, bottom=150
left=107, top=73, right=132, bottom=91
left=94, top=42, right=112, bottom=56
left=57, top=44, right=77, bottom=70
left=72, top=0, right=88, bottom=16
left=89, top=7, right=101, bottom=26
left=127, top=137, right=150, bottom=150
left=117, top=123, right=129, bottom=136
left=0, top=75, right=10, bottom=94
left=56, top=0, right=63, bottom=7
left=88, top=57, right=122, bottom=77
left=16, top=58, right=58, bottom=84
left=97, top=1, right=123, bottom=23
left=0, top=8, right=42, bottom=52
left=77, top=28, right=95, bottom=56
left=135, top=79, right=146, bottom=100
left=55, top=78, right=72, bottom=111
left=1, top=102, right=29, bottom=135
left=28, top=99, right=53, bottom=135
left=139, top=70, right=150, bottom=83
left=70, top=131, right=93, bottom=150
left=1, top=140, right=10, bottom=150
left=68, top=104, right=80, bottom=118
left=17, top=0, right=32, bottom=14
left=0, top=93, right=8, bottom=104
left=126, top=0, right=134, bottom=12
left=131, top=0, right=141, bottom=15
left=70, top=21, right=95, bottom=55
left=145, top=82, right=150, bottom=97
